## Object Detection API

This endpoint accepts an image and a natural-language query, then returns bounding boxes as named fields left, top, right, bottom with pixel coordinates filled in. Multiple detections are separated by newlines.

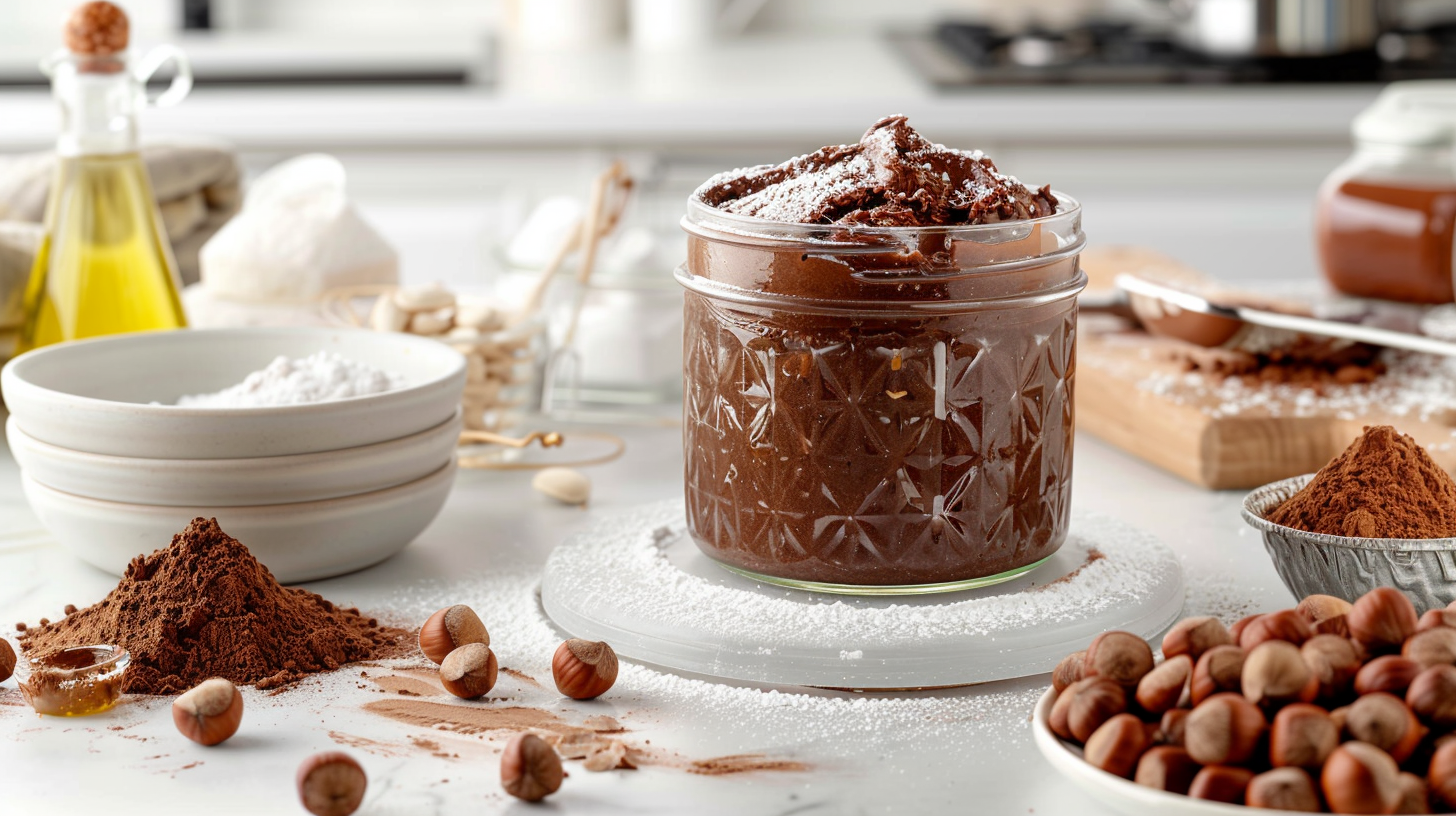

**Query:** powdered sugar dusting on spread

left=174, top=351, right=405, bottom=407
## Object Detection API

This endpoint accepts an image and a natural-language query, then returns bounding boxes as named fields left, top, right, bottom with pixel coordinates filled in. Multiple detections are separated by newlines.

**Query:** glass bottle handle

left=133, top=45, right=192, bottom=108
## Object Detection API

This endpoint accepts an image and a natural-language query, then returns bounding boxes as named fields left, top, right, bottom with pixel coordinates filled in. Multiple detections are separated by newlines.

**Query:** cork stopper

left=64, top=2, right=129, bottom=56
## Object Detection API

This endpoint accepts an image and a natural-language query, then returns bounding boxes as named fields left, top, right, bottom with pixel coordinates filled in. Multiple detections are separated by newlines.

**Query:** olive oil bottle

left=18, top=2, right=192, bottom=353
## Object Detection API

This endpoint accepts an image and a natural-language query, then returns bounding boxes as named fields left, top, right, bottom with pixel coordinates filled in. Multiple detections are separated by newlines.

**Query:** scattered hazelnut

left=1417, top=608, right=1456, bottom=633
left=1349, top=587, right=1419, bottom=654
left=1135, top=655, right=1192, bottom=715
left=1084, top=713, right=1151, bottom=778
left=1243, top=639, right=1318, bottom=709
left=1396, top=772, right=1432, bottom=815
left=1406, top=665, right=1456, bottom=729
left=1135, top=745, right=1200, bottom=794
left=1322, top=742, right=1402, bottom=815
left=297, top=752, right=367, bottom=816
left=532, top=467, right=591, bottom=506
left=0, top=638, right=14, bottom=683
left=1052, top=650, right=1085, bottom=693
left=1239, top=609, right=1315, bottom=651
left=418, top=605, right=489, bottom=665
left=553, top=639, right=618, bottom=700
left=1247, top=767, right=1322, bottom=812
left=439, top=643, right=498, bottom=700
left=1403, top=626, right=1456, bottom=669
left=1356, top=655, right=1424, bottom=697
left=1229, top=614, right=1261, bottom=644
left=1191, top=645, right=1246, bottom=705
left=1302, top=634, right=1362, bottom=703
left=1161, top=616, right=1233, bottom=663
left=1159, top=708, right=1190, bottom=748
left=1189, top=765, right=1254, bottom=804
left=1345, top=692, right=1427, bottom=763
left=1296, top=594, right=1354, bottom=637
left=1270, top=703, right=1339, bottom=770
left=1430, top=740, right=1456, bottom=812
left=1083, top=631, right=1155, bottom=688
left=171, top=678, right=243, bottom=746
left=1185, top=692, right=1267, bottom=766
left=500, top=733, right=563, bottom=802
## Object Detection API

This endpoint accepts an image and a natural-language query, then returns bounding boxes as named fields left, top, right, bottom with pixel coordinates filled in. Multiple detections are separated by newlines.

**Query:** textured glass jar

left=677, top=195, right=1086, bottom=594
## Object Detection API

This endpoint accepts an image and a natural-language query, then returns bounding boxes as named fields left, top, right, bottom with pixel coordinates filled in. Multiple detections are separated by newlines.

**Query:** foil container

left=1242, top=475, right=1456, bottom=613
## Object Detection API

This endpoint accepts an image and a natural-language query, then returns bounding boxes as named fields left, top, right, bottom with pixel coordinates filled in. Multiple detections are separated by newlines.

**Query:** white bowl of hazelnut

left=1032, top=589, right=1456, bottom=814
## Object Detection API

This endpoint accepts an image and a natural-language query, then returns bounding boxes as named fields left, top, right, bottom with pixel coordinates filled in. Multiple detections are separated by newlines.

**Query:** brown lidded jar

left=676, top=194, right=1086, bottom=592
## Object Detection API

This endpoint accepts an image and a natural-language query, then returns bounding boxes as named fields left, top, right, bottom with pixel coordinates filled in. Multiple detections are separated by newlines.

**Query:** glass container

left=15, top=644, right=130, bottom=716
left=677, top=194, right=1087, bottom=593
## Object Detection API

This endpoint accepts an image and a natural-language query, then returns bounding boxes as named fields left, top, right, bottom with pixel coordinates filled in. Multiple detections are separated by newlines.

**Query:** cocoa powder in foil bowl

left=20, top=518, right=409, bottom=694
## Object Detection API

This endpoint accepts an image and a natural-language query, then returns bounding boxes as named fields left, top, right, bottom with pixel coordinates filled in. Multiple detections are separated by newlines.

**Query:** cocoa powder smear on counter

left=1268, top=425, right=1456, bottom=538
left=20, top=518, right=408, bottom=694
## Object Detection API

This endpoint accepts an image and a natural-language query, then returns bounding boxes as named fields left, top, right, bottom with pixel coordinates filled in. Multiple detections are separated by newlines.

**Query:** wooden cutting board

left=1075, top=247, right=1456, bottom=490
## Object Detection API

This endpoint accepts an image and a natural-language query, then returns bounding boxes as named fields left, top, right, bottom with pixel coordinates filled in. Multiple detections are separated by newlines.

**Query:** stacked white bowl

left=1, top=327, right=467, bottom=583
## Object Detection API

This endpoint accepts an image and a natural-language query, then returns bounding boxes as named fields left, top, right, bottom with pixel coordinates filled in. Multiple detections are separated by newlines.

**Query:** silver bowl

left=1242, top=475, right=1456, bottom=614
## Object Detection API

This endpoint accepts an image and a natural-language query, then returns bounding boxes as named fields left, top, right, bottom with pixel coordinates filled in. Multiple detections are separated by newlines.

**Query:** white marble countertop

left=0, top=412, right=1296, bottom=815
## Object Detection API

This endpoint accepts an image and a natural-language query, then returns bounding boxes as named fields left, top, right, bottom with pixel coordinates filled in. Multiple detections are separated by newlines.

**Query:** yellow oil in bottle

left=18, top=152, right=187, bottom=353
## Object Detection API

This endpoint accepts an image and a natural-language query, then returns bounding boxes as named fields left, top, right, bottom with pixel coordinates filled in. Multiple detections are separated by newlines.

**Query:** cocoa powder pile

left=1268, top=425, right=1456, bottom=538
left=20, top=518, right=408, bottom=694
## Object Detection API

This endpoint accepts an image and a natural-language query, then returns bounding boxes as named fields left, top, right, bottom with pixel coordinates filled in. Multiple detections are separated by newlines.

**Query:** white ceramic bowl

left=6, top=409, right=461, bottom=507
left=1, top=327, right=466, bottom=459
left=21, top=459, right=457, bottom=583
left=1031, top=688, right=1304, bottom=815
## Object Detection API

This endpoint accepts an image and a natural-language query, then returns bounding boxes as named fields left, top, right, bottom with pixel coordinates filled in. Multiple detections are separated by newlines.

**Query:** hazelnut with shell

left=1161, top=617, right=1233, bottom=663
left=1430, top=740, right=1456, bottom=812
left=1243, top=639, right=1318, bottom=709
left=1052, top=650, right=1085, bottom=693
left=1301, top=634, right=1361, bottom=703
left=1189, top=765, right=1254, bottom=804
left=1185, top=692, right=1267, bottom=766
left=1396, top=772, right=1432, bottom=816
left=1356, top=656, right=1424, bottom=697
left=1135, top=655, right=1192, bottom=716
left=1345, top=692, right=1427, bottom=763
left=1322, top=742, right=1402, bottom=816
left=418, top=605, right=489, bottom=665
left=1191, top=645, right=1246, bottom=705
left=297, top=752, right=367, bottom=816
left=1296, top=594, right=1354, bottom=637
left=1135, top=746, right=1200, bottom=795
left=172, top=678, right=243, bottom=746
left=1239, top=609, right=1315, bottom=651
left=500, top=733, right=563, bottom=802
left=1084, top=713, right=1151, bottom=778
left=1417, top=608, right=1456, bottom=632
left=1269, top=703, right=1338, bottom=770
left=553, top=639, right=619, bottom=700
left=0, top=638, right=14, bottom=683
left=1083, top=631, right=1155, bottom=688
left=1407, top=665, right=1456, bottom=730
left=1247, top=767, right=1321, bottom=812
left=439, top=643, right=498, bottom=700
left=1349, top=587, right=1419, bottom=654
left=1403, top=626, right=1456, bottom=669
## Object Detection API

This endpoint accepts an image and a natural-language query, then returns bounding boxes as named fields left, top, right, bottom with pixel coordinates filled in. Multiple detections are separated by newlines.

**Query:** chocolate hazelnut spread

left=1317, top=179, right=1456, bottom=304
left=679, top=117, right=1085, bottom=589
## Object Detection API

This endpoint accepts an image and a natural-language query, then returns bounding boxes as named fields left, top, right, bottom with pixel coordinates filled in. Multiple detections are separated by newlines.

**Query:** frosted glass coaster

left=541, top=502, right=1185, bottom=690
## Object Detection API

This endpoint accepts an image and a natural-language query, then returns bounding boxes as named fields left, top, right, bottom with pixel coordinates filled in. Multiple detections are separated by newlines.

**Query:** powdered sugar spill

left=174, top=351, right=405, bottom=407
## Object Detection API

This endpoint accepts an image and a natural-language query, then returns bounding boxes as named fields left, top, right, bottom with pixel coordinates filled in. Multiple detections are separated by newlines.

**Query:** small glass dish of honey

left=15, top=645, right=129, bottom=716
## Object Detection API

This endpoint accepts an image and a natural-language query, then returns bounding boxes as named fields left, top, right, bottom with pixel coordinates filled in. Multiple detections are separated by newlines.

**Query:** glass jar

left=677, top=194, right=1086, bottom=594
left=1316, top=82, right=1456, bottom=305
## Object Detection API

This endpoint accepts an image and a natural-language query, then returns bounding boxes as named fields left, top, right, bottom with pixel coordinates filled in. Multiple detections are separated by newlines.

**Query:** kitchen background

left=3, top=0, right=1456, bottom=408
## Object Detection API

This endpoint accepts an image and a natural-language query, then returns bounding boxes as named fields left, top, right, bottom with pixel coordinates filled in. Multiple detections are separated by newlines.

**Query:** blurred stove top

left=894, top=20, right=1456, bottom=87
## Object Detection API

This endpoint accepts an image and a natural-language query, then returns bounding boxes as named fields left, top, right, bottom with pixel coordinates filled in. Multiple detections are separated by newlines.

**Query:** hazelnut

left=1239, top=609, right=1315, bottom=650
left=1135, top=745, right=1199, bottom=794
left=1349, top=587, right=1419, bottom=654
left=1323, top=742, right=1402, bottom=815
left=1247, top=767, right=1322, bottom=812
left=1270, top=703, right=1339, bottom=769
left=1346, top=692, right=1427, bottom=763
left=553, top=638, right=618, bottom=700
left=1159, top=708, right=1190, bottom=747
left=1192, top=645, right=1246, bottom=705
left=1055, top=677, right=1127, bottom=743
left=1229, top=614, right=1261, bottom=644
left=1189, top=765, right=1254, bottom=804
left=1083, top=631, right=1155, bottom=688
left=1243, top=639, right=1318, bottom=709
left=418, top=605, right=489, bottom=665
left=1296, top=594, right=1354, bottom=637
left=1357, top=656, right=1424, bottom=697
left=500, top=733, right=563, bottom=802
left=297, top=752, right=367, bottom=816
left=439, top=643, right=498, bottom=700
left=1302, top=634, right=1362, bottom=703
left=1407, top=665, right=1456, bottom=729
left=1418, top=609, right=1456, bottom=633
left=1185, top=692, right=1267, bottom=766
left=171, top=678, right=242, bottom=746
left=1135, top=655, right=1192, bottom=715
left=1403, top=626, right=1456, bottom=669
left=1396, top=772, right=1432, bottom=815
left=1430, top=740, right=1456, bottom=812
left=1084, top=713, right=1152, bottom=778
left=0, top=638, right=14, bottom=683
left=1161, top=616, right=1233, bottom=663
left=1052, top=650, right=1085, bottom=693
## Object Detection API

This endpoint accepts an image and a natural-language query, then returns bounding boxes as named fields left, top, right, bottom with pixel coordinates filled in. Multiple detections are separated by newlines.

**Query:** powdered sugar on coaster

left=174, top=351, right=405, bottom=407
